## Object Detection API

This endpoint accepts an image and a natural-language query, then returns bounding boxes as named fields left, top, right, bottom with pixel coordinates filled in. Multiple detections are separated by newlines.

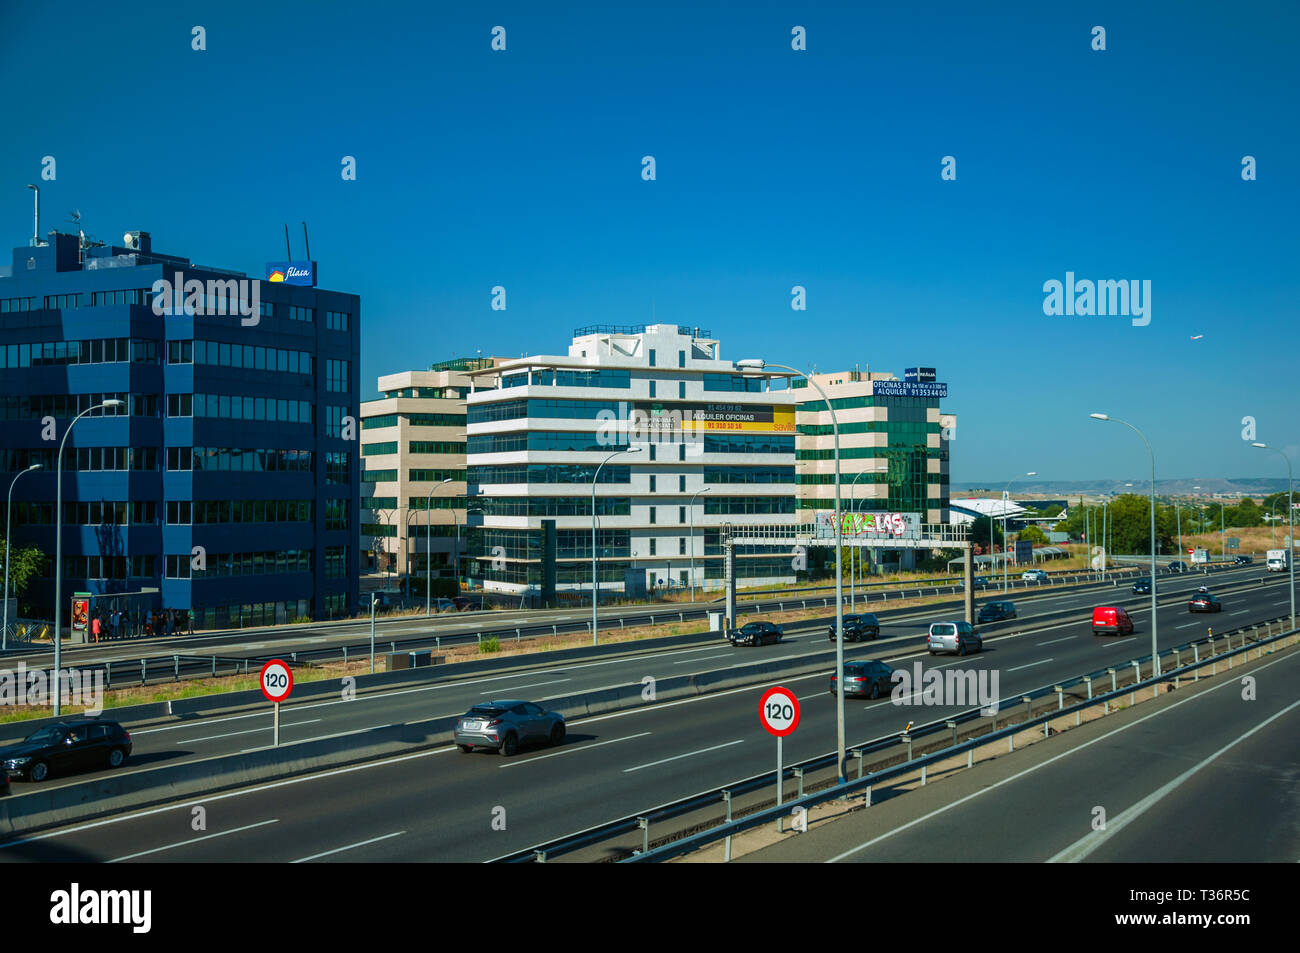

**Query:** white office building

left=463, top=324, right=798, bottom=597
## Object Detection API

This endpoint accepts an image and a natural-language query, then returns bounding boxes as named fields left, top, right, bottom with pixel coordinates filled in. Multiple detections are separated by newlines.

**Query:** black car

left=1, top=720, right=133, bottom=783
left=969, top=576, right=990, bottom=590
left=1188, top=591, right=1222, bottom=613
left=727, top=621, right=783, bottom=646
left=830, top=660, right=896, bottom=699
left=1168, top=561, right=1189, bottom=573
left=1132, top=577, right=1152, bottom=594
left=977, top=601, right=1017, bottom=623
left=828, top=613, right=880, bottom=642
left=1234, top=555, right=1253, bottom=566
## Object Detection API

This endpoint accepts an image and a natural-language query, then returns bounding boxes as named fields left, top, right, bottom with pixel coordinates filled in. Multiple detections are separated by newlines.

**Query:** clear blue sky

left=2, top=1, right=1297, bottom=482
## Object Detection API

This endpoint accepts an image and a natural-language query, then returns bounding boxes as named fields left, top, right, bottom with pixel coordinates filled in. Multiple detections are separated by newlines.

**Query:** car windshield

left=463, top=706, right=507, bottom=718
left=23, top=726, right=64, bottom=745
left=741, top=623, right=762, bottom=632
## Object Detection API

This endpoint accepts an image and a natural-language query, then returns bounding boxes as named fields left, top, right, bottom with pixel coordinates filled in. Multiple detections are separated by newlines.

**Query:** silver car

left=453, top=699, right=566, bottom=756
left=927, top=621, right=982, bottom=656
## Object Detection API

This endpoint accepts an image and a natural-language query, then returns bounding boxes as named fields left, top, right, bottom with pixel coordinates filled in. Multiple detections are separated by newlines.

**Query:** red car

left=1091, top=606, right=1134, bottom=636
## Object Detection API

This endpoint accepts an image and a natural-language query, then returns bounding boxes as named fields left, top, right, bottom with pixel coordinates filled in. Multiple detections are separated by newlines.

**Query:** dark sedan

left=727, top=621, right=783, bottom=646
left=1168, top=561, right=1189, bottom=573
left=1132, top=577, right=1151, bottom=594
left=1188, top=592, right=1222, bottom=613
left=827, top=613, right=880, bottom=642
left=1, top=720, right=132, bottom=783
left=977, top=601, right=1017, bottom=623
left=453, top=700, right=565, bottom=756
left=830, top=660, right=896, bottom=699
left=1233, top=555, right=1253, bottom=566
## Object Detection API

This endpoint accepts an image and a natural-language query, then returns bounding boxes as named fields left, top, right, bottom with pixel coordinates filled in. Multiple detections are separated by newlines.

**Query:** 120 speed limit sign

left=759, top=686, right=800, bottom=737
left=259, top=659, right=294, bottom=703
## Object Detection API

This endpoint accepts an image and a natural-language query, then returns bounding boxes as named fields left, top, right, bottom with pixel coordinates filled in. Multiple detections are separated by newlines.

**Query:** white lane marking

left=183, top=720, right=321, bottom=744
left=623, top=739, right=745, bottom=773
left=826, top=651, right=1300, bottom=863
left=108, top=819, right=279, bottom=862
left=498, top=732, right=652, bottom=768
left=1109, top=638, right=1136, bottom=646
left=1275, top=601, right=1291, bottom=606
left=292, top=830, right=406, bottom=863
left=239, top=724, right=390, bottom=753
left=1037, top=637, right=1073, bottom=646
left=674, top=653, right=731, bottom=664
left=1049, top=696, right=1300, bottom=863
left=1176, top=622, right=1198, bottom=629
left=1006, top=659, right=1053, bottom=673
left=480, top=678, right=569, bottom=694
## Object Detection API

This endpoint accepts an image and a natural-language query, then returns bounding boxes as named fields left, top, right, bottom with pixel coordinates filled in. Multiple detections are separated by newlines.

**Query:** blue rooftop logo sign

left=265, top=261, right=316, bottom=286
left=873, top=380, right=947, bottom=398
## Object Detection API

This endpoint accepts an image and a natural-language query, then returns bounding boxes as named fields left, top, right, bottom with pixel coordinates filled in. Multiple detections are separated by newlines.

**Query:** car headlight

left=8, top=757, right=31, bottom=767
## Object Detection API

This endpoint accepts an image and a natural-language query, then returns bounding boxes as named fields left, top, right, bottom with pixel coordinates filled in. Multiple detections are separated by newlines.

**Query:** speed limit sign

left=759, top=686, right=800, bottom=737
left=259, top=659, right=293, bottom=703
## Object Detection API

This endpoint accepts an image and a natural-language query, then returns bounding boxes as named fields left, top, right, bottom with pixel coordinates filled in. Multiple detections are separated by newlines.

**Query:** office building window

left=649, top=538, right=657, bottom=555
left=678, top=351, right=685, bottom=368
left=649, top=380, right=656, bottom=398
left=649, top=507, right=656, bottom=524
left=326, top=359, right=350, bottom=393
left=679, top=475, right=686, bottom=492
left=679, top=506, right=685, bottom=523
left=679, top=537, right=686, bottom=555
left=649, top=475, right=656, bottom=492
left=325, top=310, right=350, bottom=332
left=288, top=305, right=314, bottom=323
left=649, top=349, right=656, bottom=367
left=679, top=381, right=686, bottom=399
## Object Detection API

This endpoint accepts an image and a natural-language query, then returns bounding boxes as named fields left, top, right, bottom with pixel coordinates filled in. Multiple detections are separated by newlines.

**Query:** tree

left=0, top=538, right=47, bottom=616
left=1017, top=524, right=1048, bottom=545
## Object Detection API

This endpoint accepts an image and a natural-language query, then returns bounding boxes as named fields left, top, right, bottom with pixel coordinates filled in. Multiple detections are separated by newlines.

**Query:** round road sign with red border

left=259, top=659, right=293, bottom=703
left=759, top=686, right=800, bottom=737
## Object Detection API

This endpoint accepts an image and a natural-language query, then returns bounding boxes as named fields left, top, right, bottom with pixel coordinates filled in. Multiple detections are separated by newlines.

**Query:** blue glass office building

left=0, top=230, right=359, bottom=629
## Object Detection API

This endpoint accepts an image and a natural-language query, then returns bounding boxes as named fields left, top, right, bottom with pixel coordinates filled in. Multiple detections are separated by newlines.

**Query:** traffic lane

left=24, top=564, right=1259, bottom=669
left=4, top=608, right=1290, bottom=865
left=740, top=647, right=1300, bottom=863
left=3, top=572, right=1282, bottom=799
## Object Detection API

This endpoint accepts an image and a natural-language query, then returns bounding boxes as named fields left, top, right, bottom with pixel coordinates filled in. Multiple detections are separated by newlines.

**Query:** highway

left=0, top=565, right=1266, bottom=788
left=739, top=645, right=1300, bottom=863
left=0, top=565, right=1290, bottom=863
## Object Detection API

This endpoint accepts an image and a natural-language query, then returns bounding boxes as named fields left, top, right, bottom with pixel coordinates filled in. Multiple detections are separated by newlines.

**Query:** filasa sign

left=265, top=260, right=317, bottom=286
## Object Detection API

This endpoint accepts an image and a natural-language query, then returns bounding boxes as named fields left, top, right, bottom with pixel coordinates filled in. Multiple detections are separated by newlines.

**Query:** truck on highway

left=1190, top=547, right=1210, bottom=565
left=1266, top=549, right=1291, bottom=572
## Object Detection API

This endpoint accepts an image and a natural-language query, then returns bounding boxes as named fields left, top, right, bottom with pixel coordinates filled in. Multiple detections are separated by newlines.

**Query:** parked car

left=977, top=601, right=1017, bottom=623
left=830, top=660, right=896, bottom=699
left=1233, top=555, right=1253, bottom=566
left=1168, top=561, right=1189, bottom=573
left=453, top=700, right=565, bottom=756
left=1, top=720, right=132, bottom=783
left=433, top=598, right=457, bottom=613
left=969, top=575, right=990, bottom=590
left=1091, top=606, right=1134, bottom=636
left=1188, top=591, right=1222, bottom=613
left=1132, top=577, right=1152, bottom=594
left=927, top=621, right=982, bottom=656
left=1021, top=569, right=1049, bottom=583
left=727, top=621, right=783, bottom=646
left=453, top=597, right=484, bottom=611
left=827, top=613, right=880, bottom=642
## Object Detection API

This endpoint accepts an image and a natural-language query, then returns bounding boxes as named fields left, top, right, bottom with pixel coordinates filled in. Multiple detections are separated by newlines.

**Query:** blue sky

left=2, top=1, right=1297, bottom=482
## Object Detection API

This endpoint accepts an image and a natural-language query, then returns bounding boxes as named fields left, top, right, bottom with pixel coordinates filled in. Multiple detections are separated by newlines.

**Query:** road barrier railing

left=493, top=612, right=1298, bottom=863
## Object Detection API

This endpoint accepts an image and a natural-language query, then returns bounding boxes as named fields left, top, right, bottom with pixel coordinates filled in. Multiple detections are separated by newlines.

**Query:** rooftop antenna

left=301, top=221, right=311, bottom=259
left=25, top=184, right=44, bottom=247
left=283, top=223, right=292, bottom=260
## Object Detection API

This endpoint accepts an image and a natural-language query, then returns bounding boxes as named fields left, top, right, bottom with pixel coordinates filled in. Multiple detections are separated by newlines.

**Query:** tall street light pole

left=1001, top=472, right=1036, bottom=593
left=4, top=463, right=42, bottom=651
left=1091, top=414, right=1159, bottom=674
left=738, top=359, right=847, bottom=783
left=426, top=478, right=453, bottom=615
left=53, top=400, right=123, bottom=713
left=1253, top=443, right=1294, bottom=629
left=593, top=446, right=641, bottom=645
left=688, top=486, right=711, bottom=601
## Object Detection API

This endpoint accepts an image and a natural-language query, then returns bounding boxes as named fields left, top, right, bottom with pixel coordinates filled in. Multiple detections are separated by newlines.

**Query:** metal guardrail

left=493, top=607, right=1297, bottom=863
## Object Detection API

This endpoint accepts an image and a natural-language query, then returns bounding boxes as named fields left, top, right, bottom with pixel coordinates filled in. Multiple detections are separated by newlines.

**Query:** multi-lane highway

left=739, top=646, right=1300, bottom=863
left=0, top=564, right=1288, bottom=862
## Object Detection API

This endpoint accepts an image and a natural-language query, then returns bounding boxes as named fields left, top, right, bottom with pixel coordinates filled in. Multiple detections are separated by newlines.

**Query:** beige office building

left=360, top=358, right=494, bottom=593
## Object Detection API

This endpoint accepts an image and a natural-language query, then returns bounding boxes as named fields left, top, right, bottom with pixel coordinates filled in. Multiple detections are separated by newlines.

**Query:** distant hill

left=952, top=477, right=1290, bottom=499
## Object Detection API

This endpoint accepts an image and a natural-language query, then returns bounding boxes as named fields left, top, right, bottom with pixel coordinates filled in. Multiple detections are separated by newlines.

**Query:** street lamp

left=738, top=358, right=848, bottom=784
left=4, top=463, right=42, bottom=651
left=53, top=399, right=123, bottom=713
left=1252, top=442, right=1294, bottom=629
left=593, top=446, right=641, bottom=645
left=1090, top=414, right=1159, bottom=674
left=425, top=478, right=453, bottom=615
left=455, top=504, right=483, bottom=596
left=1001, top=472, right=1036, bottom=593
left=688, top=486, right=711, bottom=601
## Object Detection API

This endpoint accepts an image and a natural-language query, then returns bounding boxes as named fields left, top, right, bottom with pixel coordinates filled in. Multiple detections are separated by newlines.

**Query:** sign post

left=759, top=686, right=801, bottom=809
left=259, top=659, right=294, bottom=746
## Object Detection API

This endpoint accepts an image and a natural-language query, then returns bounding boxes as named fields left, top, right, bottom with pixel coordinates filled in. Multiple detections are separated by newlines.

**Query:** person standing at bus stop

left=91, top=613, right=101, bottom=643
